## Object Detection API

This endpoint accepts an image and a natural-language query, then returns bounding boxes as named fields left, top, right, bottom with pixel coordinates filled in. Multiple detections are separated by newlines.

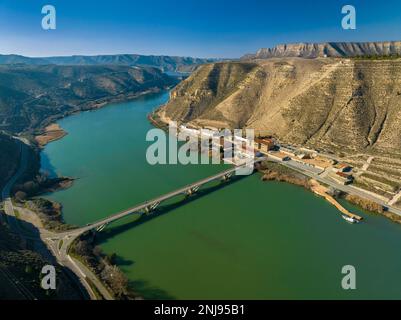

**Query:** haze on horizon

left=1, top=0, right=401, bottom=59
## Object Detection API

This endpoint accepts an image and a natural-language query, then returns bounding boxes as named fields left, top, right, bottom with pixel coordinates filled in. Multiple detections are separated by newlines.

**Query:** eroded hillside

left=158, top=58, right=401, bottom=156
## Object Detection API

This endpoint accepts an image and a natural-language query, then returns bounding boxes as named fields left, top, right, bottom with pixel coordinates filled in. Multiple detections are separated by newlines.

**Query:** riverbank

left=34, top=88, right=169, bottom=147
left=21, top=89, right=173, bottom=198
left=69, top=235, right=138, bottom=300
left=11, top=89, right=168, bottom=194
left=146, top=116, right=379, bottom=223
left=344, top=194, right=401, bottom=224
left=258, top=161, right=401, bottom=224
left=147, top=108, right=170, bottom=130
left=259, top=162, right=311, bottom=189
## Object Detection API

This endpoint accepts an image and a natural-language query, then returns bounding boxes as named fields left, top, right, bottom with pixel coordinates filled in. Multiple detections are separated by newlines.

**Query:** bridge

left=46, top=158, right=265, bottom=255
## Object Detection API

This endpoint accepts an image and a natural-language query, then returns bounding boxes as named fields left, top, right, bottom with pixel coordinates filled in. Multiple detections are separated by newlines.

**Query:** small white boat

left=342, top=215, right=359, bottom=224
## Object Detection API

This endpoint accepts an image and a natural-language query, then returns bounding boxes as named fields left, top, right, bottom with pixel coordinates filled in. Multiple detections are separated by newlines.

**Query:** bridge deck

left=58, top=158, right=265, bottom=238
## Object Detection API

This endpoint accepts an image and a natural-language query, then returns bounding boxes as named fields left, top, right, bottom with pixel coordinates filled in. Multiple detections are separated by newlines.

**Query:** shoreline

left=34, top=88, right=169, bottom=148
left=35, top=124, right=67, bottom=147
left=147, top=108, right=170, bottom=131
left=150, top=110, right=401, bottom=224
left=258, top=161, right=401, bottom=224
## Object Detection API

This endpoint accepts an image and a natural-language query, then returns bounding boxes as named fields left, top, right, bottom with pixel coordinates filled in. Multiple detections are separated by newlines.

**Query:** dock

left=309, top=180, right=363, bottom=221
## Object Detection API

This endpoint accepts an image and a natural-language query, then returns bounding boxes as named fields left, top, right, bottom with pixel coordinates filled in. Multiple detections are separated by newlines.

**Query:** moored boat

left=342, top=215, right=359, bottom=224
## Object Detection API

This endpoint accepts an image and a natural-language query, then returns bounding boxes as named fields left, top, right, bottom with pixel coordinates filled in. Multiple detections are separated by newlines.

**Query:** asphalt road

left=276, top=158, right=401, bottom=216
left=0, top=138, right=110, bottom=300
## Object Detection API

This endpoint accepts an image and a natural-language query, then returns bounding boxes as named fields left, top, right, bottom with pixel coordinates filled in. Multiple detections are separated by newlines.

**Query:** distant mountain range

left=0, top=64, right=178, bottom=133
left=0, top=54, right=217, bottom=72
left=242, top=41, right=401, bottom=59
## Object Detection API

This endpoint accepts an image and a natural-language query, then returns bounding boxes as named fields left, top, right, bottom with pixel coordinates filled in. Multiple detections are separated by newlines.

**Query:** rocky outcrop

left=242, top=41, right=401, bottom=59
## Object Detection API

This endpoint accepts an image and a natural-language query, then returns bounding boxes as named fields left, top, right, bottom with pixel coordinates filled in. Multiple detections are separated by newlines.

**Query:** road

left=271, top=157, right=401, bottom=216
left=274, top=144, right=401, bottom=215
left=0, top=138, right=110, bottom=300
left=44, top=235, right=113, bottom=300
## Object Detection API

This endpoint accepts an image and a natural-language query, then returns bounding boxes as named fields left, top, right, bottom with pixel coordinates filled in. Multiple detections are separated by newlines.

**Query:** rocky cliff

left=157, top=58, right=401, bottom=156
left=242, top=41, right=401, bottom=59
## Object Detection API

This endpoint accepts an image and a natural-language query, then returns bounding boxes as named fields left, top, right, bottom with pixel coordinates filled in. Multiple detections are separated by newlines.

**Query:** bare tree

left=101, top=264, right=128, bottom=297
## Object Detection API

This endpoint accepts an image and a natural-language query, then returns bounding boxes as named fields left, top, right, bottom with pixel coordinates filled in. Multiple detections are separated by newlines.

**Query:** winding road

left=1, top=137, right=111, bottom=300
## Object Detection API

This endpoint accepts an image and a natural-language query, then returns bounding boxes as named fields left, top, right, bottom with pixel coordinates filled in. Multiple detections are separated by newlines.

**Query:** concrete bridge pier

left=96, top=224, right=108, bottom=232
left=185, top=185, right=200, bottom=196
left=221, top=172, right=233, bottom=181
left=143, top=201, right=160, bottom=215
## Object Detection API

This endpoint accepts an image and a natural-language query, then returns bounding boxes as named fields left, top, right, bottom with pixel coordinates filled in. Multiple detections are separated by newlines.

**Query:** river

left=41, top=91, right=401, bottom=299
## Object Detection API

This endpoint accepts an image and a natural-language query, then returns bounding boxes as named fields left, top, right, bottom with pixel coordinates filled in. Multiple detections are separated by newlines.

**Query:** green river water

left=41, top=91, right=401, bottom=299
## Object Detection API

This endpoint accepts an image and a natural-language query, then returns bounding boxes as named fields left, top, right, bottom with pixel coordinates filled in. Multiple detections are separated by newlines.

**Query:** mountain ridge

left=0, top=64, right=178, bottom=133
left=0, top=53, right=217, bottom=72
left=242, top=41, right=401, bottom=59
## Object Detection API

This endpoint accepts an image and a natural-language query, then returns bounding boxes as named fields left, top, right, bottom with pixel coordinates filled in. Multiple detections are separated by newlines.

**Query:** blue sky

left=1, top=0, right=401, bottom=58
